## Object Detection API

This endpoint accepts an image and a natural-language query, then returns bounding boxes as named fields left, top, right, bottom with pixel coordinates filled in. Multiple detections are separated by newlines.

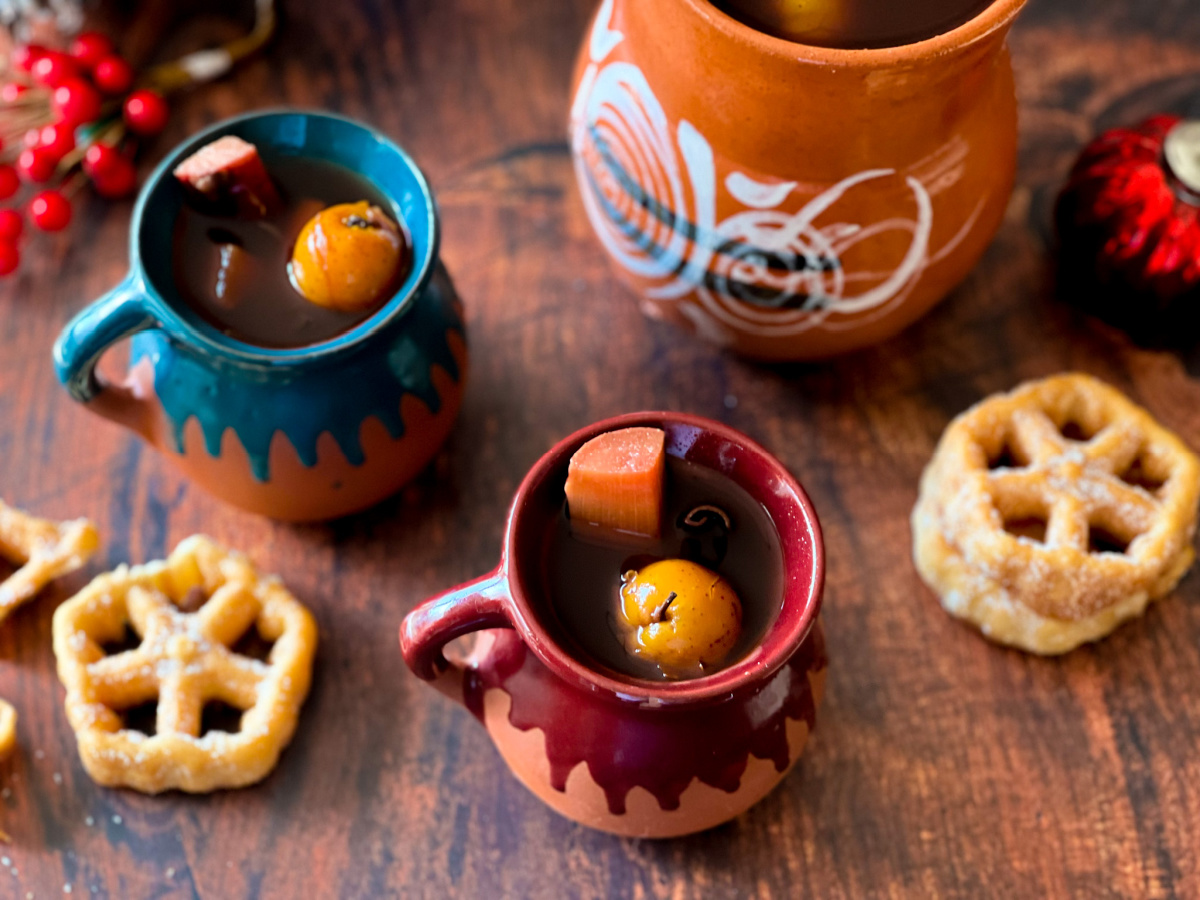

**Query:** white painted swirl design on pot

left=570, top=0, right=939, bottom=341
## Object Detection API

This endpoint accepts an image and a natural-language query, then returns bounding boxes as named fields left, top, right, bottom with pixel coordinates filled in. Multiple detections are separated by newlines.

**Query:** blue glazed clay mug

left=53, top=110, right=467, bottom=522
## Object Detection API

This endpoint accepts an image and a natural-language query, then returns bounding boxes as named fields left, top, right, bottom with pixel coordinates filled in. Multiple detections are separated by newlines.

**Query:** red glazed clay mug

left=570, top=0, right=1028, bottom=360
left=400, top=412, right=827, bottom=838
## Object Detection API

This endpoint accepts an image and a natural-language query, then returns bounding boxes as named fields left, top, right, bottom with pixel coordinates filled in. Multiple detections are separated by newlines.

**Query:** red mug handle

left=400, top=571, right=513, bottom=702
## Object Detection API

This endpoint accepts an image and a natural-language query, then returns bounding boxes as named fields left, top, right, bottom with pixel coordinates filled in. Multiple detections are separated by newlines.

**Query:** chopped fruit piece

left=173, top=135, right=281, bottom=219
left=618, top=559, right=743, bottom=675
left=288, top=201, right=405, bottom=312
left=209, top=240, right=250, bottom=309
left=565, top=427, right=666, bottom=539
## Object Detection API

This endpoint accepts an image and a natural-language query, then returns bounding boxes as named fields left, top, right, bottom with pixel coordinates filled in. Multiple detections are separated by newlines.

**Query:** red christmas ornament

left=53, top=78, right=102, bottom=126
left=92, top=55, right=134, bottom=95
left=1056, top=115, right=1200, bottom=329
left=0, top=210, right=23, bottom=242
left=0, top=165, right=18, bottom=200
left=123, top=90, right=169, bottom=136
left=29, top=191, right=71, bottom=232
left=17, top=147, right=56, bottom=183
left=69, top=32, right=115, bottom=70
left=38, top=121, right=76, bottom=161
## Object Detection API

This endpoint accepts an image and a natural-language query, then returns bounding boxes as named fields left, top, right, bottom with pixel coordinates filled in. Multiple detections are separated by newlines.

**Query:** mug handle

left=52, top=275, right=159, bottom=442
left=400, top=571, right=514, bottom=703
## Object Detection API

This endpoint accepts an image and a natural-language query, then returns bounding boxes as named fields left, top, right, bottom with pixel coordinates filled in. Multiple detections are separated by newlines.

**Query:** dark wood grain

left=2, top=0, right=1200, bottom=896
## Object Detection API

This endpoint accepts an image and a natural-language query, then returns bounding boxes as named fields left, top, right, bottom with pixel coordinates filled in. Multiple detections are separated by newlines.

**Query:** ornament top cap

left=1165, top=120, right=1200, bottom=196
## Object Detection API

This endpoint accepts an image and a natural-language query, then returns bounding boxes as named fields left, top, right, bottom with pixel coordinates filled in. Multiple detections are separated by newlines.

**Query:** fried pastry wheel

left=912, top=373, right=1200, bottom=654
left=0, top=499, right=98, bottom=627
left=53, top=536, right=317, bottom=793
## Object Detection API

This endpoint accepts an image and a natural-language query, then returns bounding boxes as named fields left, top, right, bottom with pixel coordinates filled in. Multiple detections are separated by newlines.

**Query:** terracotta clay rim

left=681, top=0, right=1028, bottom=68
left=500, top=412, right=825, bottom=706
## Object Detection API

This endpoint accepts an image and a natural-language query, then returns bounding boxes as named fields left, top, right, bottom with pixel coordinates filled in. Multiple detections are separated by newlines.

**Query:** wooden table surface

left=3, top=0, right=1200, bottom=897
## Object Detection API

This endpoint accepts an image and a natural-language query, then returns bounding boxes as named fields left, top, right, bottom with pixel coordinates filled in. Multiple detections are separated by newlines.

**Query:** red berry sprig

left=0, top=0, right=277, bottom=280
left=0, top=31, right=174, bottom=277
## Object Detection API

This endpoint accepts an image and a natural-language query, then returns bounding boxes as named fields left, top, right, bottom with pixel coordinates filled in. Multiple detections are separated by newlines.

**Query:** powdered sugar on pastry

left=912, top=373, right=1200, bottom=654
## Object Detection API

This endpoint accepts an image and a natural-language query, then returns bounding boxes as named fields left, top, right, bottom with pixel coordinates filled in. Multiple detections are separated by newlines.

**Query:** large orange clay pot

left=570, top=0, right=1028, bottom=360
left=401, top=413, right=826, bottom=838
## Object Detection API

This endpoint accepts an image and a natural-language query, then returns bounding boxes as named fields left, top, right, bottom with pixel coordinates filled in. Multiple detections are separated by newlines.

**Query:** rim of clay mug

left=130, top=108, right=439, bottom=365
left=500, top=411, right=825, bottom=706
left=682, top=0, right=1028, bottom=68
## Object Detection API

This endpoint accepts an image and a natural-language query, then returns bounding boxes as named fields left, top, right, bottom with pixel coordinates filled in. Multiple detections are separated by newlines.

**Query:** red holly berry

left=54, top=78, right=101, bottom=125
left=17, top=147, right=56, bottom=183
left=31, top=52, right=78, bottom=88
left=0, top=243, right=19, bottom=276
left=0, top=210, right=23, bottom=242
left=83, top=142, right=122, bottom=179
left=91, top=55, right=134, bottom=95
left=123, top=90, right=169, bottom=136
left=91, top=155, right=137, bottom=199
left=0, top=165, right=18, bottom=200
left=1, top=83, right=28, bottom=104
left=11, top=45, right=44, bottom=73
left=69, top=32, right=114, bottom=70
left=29, top=191, right=71, bottom=232
left=38, top=121, right=76, bottom=161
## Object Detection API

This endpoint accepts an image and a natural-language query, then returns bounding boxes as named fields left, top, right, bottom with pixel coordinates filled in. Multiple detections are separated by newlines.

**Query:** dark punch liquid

left=711, top=0, right=994, bottom=49
left=172, top=156, right=406, bottom=349
left=542, top=457, right=784, bottom=682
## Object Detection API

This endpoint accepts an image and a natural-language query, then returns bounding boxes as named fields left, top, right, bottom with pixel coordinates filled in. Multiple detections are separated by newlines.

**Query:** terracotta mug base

left=481, top=658, right=828, bottom=838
